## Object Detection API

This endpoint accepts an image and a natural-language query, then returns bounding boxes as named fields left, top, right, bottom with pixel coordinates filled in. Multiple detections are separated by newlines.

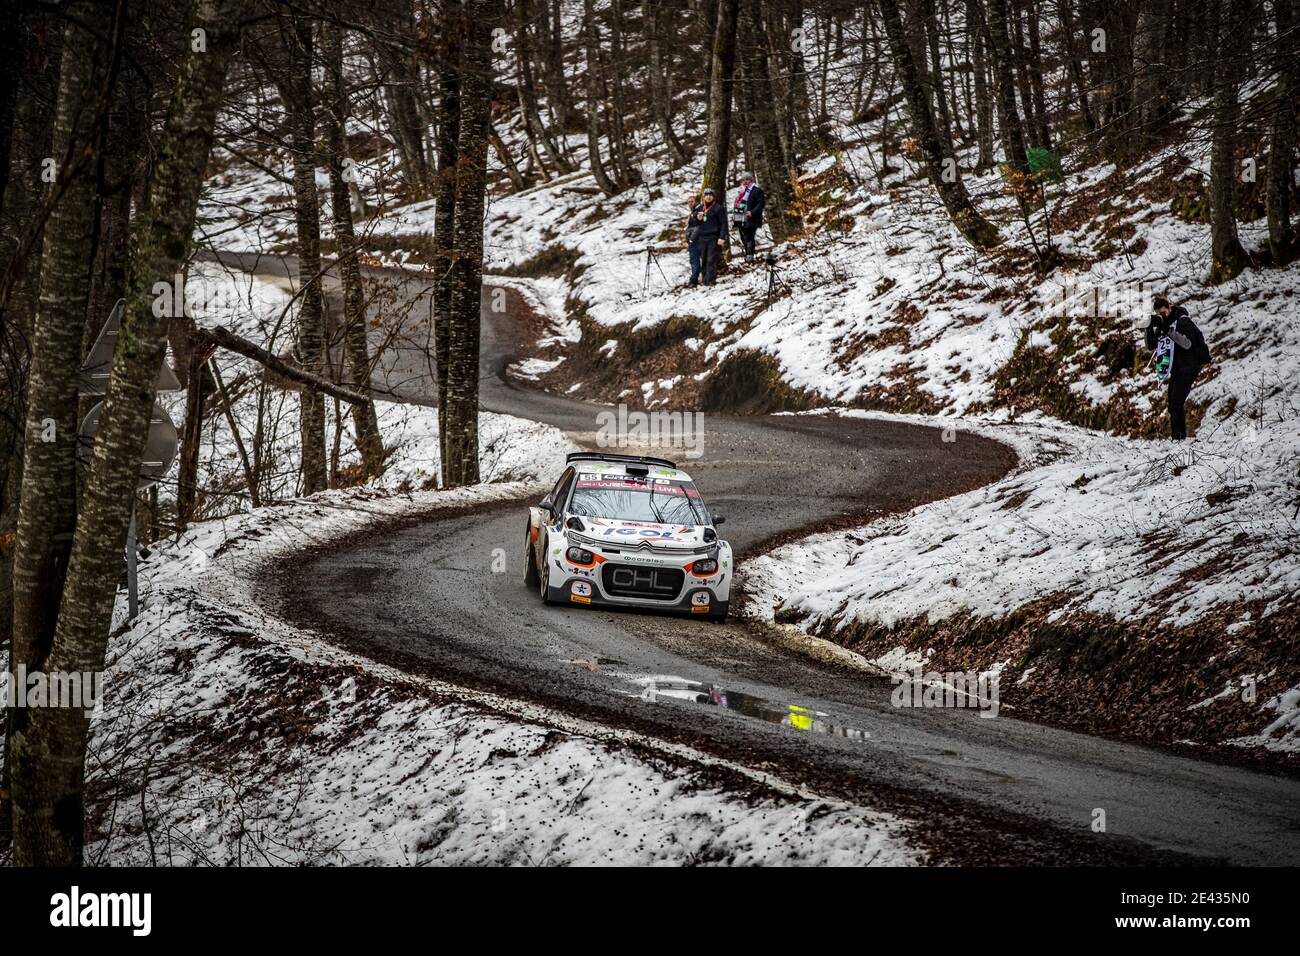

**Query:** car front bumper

left=547, top=548, right=732, bottom=616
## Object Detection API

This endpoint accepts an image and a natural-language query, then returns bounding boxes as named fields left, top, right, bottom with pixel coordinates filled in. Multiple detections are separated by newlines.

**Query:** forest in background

left=1, top=0, right=1297, bottom=865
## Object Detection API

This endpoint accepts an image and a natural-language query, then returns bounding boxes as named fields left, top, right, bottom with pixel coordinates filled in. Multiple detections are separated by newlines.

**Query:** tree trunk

left=702, top=0, right=740, bottom=199
left=605, top=0, right=639, bottom=188
left=515, top=0, right=573, bottom=175
left=539, top=0, right=573, bottom=142
left=432, top=6, right=462, bottom=469
left=1007, top=0, right=1042, bottom=149
left=443, top=0, right=501, bottom=487
left=1023, top=0, right=1051, bottom=147
left=489, top=122, right=528, bottom=191
left=581, top=0, right=622, bottom=195
left=175, top=326, right=215, bottom=529
left=1266, top=0, right=1296, bottom=260
left=278, top=14, right=328, bottom=495
left=373, top=0, right=432, bottom=193
left=6, top=0, right=117, bottom=851
left=0, top=2, right=62, bottom=740
left=646, top=0, right=689, bottom=168
left=322, top=21, right=384, bottom=479
left=1057, top=0, right=1096, bottom=133
left=968, top=0, right=996, bottom=170
left=1208, top=0, right=1252, bottom=283
left=919, top=0, right=956, bottom=143
left=785, top=0, right=815, bottom=153
left=737, top=4, right=800, bottom=241
left=761, top=0, right=797, bottom=171
left=9, top=0, right=246, bottom=867
left=1097, top=0, right=1140, bottom=152
left=985, top=0, right=1030, bottom=175
left=878, top=0, right=1000, bottom=248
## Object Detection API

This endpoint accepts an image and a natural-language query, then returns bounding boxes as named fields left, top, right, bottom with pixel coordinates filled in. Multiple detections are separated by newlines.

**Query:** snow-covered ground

left=1, top=485, right=919, bottom=866
left=185, top=7, right=1299, bottom=759
left=743, top=409, right=1300, bottom=754
left=746, top=410, right=1298, bottom=630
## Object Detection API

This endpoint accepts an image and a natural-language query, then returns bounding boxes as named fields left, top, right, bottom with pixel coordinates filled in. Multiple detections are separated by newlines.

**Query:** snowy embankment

left=2, top=484, right=918, bottom=866
left=743, top=410, right=1300, bottom=756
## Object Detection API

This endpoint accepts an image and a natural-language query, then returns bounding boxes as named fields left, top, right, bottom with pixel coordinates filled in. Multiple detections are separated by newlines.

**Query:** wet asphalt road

left=227, top=253, right=1300, bottom=865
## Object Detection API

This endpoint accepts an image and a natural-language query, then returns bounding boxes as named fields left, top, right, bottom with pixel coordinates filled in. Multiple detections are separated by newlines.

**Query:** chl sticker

left=691, top=592, right=710, bottom=606
left=572, top=581, right=593, bottom=597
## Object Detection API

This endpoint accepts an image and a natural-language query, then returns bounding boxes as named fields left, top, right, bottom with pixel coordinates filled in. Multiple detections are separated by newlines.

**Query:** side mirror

left=712, top=513, right=726, bottom=526
left=539, top=496, right=554, bottom=513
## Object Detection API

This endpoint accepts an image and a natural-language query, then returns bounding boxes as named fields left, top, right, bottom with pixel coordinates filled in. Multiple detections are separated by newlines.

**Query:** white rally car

left=524, top=453, right=733, bottom=621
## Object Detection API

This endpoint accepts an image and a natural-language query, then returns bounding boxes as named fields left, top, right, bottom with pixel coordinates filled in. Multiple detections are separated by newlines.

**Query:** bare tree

left=322, top=20, right=385, bottom=478
left=737, top=4, right=800, bottom=240
left=968, top=0, right=996, bottom=170
left=581, top=0, right=625, bottom=195
left=9, top=0, right=247, bottom=866
left=645, top=0, right=689, bottom=168
left=266, top=12, right=329, bottom=494
left=3, top=0, right=117, bottom=844
left=703, top=0, right=741, bottom=199
left=432, top=0, right=462, bottom=467
left=878, top=0, right=1000, bottom=248
left=984, top=0, right=1030, bottom=178
left=515, top=0, right=574, bottom=176
left=443, top=0, right=503, bottom=487
left=1208, top=0, right=1253, bottom=283
left=1265, top=0, right=1296, bottom=261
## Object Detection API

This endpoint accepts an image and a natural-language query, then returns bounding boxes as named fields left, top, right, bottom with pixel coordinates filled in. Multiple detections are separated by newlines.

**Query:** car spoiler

left=566, top=451, right=678, bottom=470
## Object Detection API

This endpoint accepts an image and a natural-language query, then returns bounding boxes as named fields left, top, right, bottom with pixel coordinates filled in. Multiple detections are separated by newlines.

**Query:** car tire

left=706, top=601, right=730, bottom=623
left=538, top=552, right=556, bottom=605
left=523, top=531, right=540, bottom=589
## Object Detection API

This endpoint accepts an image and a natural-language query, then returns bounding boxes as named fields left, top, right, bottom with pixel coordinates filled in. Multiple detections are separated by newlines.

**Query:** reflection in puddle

left=635, top=677, right=870, bottom=741
left=565, top=657, right=628, bottom=672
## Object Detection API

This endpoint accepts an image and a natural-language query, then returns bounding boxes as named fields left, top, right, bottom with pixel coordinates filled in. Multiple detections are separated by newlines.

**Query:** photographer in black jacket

left=1145, top=296, right=1212, bottom=440
left=693, top=187, right=728, bottom=285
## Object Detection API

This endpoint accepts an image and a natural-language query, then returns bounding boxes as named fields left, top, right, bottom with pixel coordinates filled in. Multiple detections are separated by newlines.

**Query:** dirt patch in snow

left=787, top=597, right=1300, bottom=775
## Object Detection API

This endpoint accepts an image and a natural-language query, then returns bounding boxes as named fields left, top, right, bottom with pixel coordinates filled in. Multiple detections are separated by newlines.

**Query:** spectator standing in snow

left=694, top=187, right=728, bottom=285
left=684, top=191, right=703, bottom=286
left=732, top=171, right=765, bottom=262
left=1145, top=296, right=1212, bottom=440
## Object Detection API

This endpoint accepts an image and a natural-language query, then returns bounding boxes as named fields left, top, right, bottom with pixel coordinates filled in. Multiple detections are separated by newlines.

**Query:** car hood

left=572, top=517, right=710, bottom=549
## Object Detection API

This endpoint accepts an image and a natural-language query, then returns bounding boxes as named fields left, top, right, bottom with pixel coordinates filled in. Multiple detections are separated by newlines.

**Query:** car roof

left=568, top=457, right=694, bottom=483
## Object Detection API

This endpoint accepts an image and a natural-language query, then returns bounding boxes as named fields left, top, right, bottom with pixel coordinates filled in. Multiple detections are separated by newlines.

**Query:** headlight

left=566, top=546, right=594, bottom=564
left=690, top=558, right=718, bottom=575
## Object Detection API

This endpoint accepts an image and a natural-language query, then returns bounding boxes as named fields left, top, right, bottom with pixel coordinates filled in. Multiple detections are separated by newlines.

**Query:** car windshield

left=568, top=474, right=705, bottom=525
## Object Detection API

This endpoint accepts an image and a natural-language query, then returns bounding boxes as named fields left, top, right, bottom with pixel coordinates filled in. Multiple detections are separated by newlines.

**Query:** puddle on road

left=634, top=677, right=870, bottom=741
left=565, top=657, right=628, bottom=672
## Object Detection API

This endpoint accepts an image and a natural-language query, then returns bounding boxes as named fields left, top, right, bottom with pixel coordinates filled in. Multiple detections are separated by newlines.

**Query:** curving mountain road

left=222, top=253, right=1300, bottom=865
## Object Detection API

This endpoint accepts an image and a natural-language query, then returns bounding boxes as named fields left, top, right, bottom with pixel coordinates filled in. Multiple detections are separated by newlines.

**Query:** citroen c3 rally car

left=524, top=453, right=733, bottom=621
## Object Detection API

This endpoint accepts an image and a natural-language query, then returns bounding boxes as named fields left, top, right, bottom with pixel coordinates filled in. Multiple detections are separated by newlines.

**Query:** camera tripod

left=764, top=252, right=788, bottom=302
left=644, top=244, right=670, bottom=293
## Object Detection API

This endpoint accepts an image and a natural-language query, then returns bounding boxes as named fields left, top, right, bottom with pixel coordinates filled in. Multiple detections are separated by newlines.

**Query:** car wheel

left=523, top=529, right=540, bottom=588
left=538, top=550, right=556, bottom=605
left=706, top=601, right=730, bottom=623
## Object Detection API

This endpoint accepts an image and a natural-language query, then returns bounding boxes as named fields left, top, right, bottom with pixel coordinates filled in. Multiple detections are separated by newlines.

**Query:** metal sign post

left=125, top=508, right=139, bottom=619
left=77, top=298, right=183, bottom=621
